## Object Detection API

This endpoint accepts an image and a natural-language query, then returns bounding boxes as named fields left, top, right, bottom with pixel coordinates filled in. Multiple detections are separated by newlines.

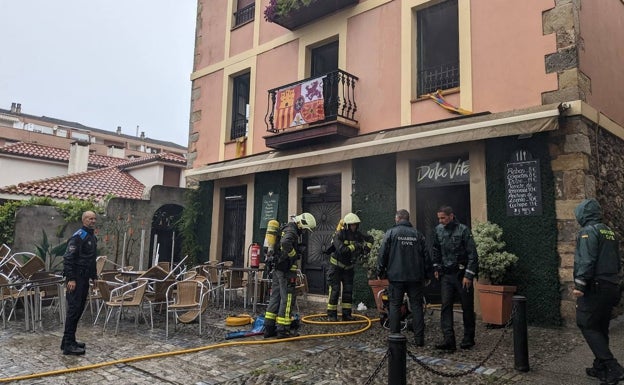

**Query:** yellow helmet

left=343, top=213, right=361, bottom=225
left=294, top=212, right=316, bottom=231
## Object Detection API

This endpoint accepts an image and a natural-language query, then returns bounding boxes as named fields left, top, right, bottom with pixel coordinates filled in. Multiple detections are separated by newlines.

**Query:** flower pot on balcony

left=477, top=282, right=517, bottom=326
left=270, top=0, right=359, bottom=30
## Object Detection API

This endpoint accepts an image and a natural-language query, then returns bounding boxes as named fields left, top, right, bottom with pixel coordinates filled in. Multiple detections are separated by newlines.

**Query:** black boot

left=603, top=361, right=624, bottom=385
left=60, top=340, right=86, bottom=350
left=276, top=326, right=299, bottom=339
left=460, top=337, right=475, bottom=349
left=263, top=320, right=277, bottom=338
left=62, top=343, right=86, bottom=356
left=342, top=310, right=354, bottom=321
left=435, top=337, right=456, bottom=352
left=327, top=310, right=338, bottom=322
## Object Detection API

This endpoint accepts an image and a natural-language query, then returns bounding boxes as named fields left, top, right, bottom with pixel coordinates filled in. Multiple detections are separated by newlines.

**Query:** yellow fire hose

left=0, top=313, right=379, bottom=383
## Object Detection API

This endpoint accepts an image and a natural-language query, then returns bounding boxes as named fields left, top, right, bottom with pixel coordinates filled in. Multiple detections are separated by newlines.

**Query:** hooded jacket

left=573, top=198, right=621, bottom=292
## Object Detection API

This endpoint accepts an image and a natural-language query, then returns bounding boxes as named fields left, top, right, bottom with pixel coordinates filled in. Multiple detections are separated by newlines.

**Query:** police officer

left=572, top=198, right=624, bottom=384
left=264, top=212, right=316, bottom=339
left=326, top=213, right=373, bottom=322
left=61, top=211, right=98, bottom=355
left=377, top=209, right=432, bottom=346
left=432, top=205, right=478, bottom=351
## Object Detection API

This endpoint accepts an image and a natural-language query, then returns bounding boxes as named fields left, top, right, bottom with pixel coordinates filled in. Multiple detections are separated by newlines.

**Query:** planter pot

left=368, top=278, right=389, bottom=312
left=477, top=282, right=517, bottom=326
left=271, top=0, right=359, bottom=30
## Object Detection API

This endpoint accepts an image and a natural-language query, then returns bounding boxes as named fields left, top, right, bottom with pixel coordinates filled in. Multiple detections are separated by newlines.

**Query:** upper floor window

left=416, top=0, right=459, bottom=96
left=234, top=0, right=255, bottom=27
left=231, top=72, right=250, bottom=140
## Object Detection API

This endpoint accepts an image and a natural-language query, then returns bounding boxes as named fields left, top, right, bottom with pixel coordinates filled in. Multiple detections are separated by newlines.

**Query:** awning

left=186, top=103, right=563, bottom=182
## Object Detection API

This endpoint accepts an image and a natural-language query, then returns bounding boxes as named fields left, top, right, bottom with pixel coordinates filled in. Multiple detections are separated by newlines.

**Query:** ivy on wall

left=351, top=154, right=398, bottom=308
left=180, top=181, right=214, bottom=266
left=486, top=133, right=561, bottom=326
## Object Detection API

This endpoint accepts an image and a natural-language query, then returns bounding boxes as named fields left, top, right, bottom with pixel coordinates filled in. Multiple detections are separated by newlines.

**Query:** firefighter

left=264, top=212, right=316, bottom=339
left=326, top=213, right=373, bottom=322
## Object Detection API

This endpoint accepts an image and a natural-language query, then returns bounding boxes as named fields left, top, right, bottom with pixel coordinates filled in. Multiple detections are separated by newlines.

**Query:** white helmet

left=294, top=212, right=316, bottom=232
left=343, top=213, right=361, bottom=225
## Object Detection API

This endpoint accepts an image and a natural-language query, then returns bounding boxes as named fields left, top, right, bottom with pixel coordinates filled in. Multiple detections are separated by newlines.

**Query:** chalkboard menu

left=506, top=160, right=542, bottom=216
left=260, top=194, right=279, bottom=228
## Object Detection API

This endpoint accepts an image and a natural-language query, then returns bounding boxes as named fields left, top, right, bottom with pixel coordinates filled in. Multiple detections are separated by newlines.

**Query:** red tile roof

left=119, top=152, right=187, bottom=169
left=0, top=166, right=146, bottom=201
left=0, top=142, right=127, bottom=167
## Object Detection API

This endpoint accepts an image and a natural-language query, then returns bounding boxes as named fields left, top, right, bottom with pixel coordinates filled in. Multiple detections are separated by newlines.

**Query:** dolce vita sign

left=416, top=158, right=470, bottom=187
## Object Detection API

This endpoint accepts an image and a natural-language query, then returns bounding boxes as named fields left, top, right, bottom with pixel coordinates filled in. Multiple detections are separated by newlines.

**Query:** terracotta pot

left=476, top=282, right=517, bottom=326
left=368, top=279, right=389, bottom=312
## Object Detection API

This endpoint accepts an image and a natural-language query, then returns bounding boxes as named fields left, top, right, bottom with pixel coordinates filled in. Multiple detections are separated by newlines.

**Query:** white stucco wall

left=127, top=164, right=163, bottom=192
left=0, top=157, right=67, bottom=187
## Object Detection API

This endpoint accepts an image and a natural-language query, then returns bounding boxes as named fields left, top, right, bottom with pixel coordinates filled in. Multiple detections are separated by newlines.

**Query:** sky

left=0, top=1, right=196, bottom=147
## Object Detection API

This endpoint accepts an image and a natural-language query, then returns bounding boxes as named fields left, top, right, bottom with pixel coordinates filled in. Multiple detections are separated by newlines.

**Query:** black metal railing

left=231, top=117, right=248, bottom=140
left=234, top=3, right=255, bottom=27
left=265, top=69, right=358, bottom=133
left=417, top=62, right=459, bottom=96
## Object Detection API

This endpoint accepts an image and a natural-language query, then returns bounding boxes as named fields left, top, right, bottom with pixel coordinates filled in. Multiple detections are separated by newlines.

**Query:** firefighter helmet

left=294, top=212, right=316, bottom=232
left=343, top=213, right=361, bottom=225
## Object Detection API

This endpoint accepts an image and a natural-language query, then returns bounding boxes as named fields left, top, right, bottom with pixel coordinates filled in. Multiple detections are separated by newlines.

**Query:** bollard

left=512, top=295, right=530, bottom=372
left=388, top=333, right=407, bottom=385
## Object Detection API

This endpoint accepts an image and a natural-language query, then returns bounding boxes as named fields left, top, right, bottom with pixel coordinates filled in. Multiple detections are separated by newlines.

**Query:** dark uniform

left=264, top=221, right=301, bottom=339
left=326, top=226, right=372, bottom=321
left=574, top=198, right=624, bottom=384
left=377, top=216, right=432, bottom=344
left=61, top=225, right=97, bottom=353
left=432, top=217, right=478, bottom=350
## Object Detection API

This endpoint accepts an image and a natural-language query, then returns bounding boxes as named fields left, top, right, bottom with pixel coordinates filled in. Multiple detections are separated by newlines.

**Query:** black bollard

left=512, top=295, right=530, bottom=372
left=388, top=333, right=407, bottom=385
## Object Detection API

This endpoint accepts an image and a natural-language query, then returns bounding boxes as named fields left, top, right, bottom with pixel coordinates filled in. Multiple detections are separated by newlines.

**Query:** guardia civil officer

left=264, top=213, right=316, bottom=339
left=326, top=213, right=373, bottom=321
left=432, top=205, right=479, bottom=351
left=573, top=198, right=624, bottom=384
left=377, top=209, right=432, bottom=346
left=61, top=211, right=98, bottom=355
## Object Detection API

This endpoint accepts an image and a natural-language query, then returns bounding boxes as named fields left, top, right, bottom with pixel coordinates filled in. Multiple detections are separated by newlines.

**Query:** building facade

left=185, top=0, right=624, bottom=325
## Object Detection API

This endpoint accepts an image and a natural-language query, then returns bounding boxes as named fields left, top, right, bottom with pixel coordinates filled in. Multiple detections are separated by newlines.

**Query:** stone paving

left=0, top=296, right=618, bottom=385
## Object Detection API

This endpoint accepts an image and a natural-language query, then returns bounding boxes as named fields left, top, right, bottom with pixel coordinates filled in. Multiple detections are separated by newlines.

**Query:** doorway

left=149, top=204, right=184, bottom=267
left=222, top=185, right=247, bottom=267
left=416, top=184, right=470, bottom=304
left=301, top=174, right=341, bottom=295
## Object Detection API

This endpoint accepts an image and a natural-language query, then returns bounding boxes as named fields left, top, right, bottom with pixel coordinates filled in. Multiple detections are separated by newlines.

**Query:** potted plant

left=361, top=228, right=387, bottom=312
left=473, top=221, right=519, bottom=325
left=264, top=0, right=358, bottom=30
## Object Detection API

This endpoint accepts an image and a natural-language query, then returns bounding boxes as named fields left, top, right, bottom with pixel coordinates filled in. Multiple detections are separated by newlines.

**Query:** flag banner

left=274, top=76, right=325, bottom=130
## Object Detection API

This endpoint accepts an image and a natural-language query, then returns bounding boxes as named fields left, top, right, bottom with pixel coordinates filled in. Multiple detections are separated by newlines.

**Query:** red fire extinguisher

left=249, top=243, right=261, bottom=269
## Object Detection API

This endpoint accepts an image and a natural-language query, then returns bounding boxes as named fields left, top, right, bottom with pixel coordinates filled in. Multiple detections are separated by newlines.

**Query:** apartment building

left=185, top=0, right=624, bottom=325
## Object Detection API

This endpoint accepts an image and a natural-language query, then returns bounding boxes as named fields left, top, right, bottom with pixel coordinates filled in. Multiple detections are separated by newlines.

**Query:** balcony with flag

left=264, top=69, right=359, bottom=150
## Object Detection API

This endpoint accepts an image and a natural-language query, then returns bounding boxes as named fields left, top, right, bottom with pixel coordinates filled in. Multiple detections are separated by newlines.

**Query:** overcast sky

left=0, top=1, right=196, bottom=147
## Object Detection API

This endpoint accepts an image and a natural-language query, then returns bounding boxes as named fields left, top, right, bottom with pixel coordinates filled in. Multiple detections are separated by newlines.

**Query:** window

left=416, top=0, right=459, bottom=96
left=231, top=72, right=250, bottom=140
left=311, top=41, right=338, bottom=119
left=233, top=0, right=255, bottom=27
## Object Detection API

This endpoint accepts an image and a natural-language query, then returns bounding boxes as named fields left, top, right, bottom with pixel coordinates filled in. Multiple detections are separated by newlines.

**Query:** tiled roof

left=0, top=166, right=146, bottom=201
left=0, top=142, right=127, bottom=168
left=120, top=152, right=187, bottom=169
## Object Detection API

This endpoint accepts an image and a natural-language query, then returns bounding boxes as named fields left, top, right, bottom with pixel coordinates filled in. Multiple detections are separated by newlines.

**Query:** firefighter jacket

left=431, top=218, right=478, bottom=280
left=377, top=220, right=432, bottom=282
left=329, top=228, right=372, bottom=269
left=573, top=198, right=621, bottom=292
left=63, top=226, right=98, bottom=281
left=275, top=221, right=301, bottom=272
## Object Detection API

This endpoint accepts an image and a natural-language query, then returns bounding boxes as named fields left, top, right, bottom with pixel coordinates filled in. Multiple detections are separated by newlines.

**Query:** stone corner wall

left=550, top=115, right=624, bottom=324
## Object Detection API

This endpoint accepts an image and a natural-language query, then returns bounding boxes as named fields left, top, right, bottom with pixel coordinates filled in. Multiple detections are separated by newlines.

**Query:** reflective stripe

left=265, top=312, right=277, bottom=321
left=575, top=278, right=587, bottom=286
left=342, top=303, right=352, bottom=309
left=329, top=256, right=354, bottom=269
left=327, top=303, right=337, bottom=311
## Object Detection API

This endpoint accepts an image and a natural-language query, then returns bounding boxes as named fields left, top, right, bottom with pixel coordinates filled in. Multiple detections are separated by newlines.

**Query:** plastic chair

left=165, top=280, right=205, bottom=338
left=103, top=280, right=150, bottom=335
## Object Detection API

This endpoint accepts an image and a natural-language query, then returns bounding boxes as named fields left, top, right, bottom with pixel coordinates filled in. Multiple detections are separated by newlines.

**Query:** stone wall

left=550, top=116, right=624, bottom=324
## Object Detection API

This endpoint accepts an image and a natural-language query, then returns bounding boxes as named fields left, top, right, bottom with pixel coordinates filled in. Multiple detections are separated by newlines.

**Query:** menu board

left=260, top=194, right=279, bottom=228
left=506, top=160, right=542, bottom=216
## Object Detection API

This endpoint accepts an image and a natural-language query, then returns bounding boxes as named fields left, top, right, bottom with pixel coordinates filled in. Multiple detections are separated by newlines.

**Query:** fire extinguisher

left=249, top=243, right=261, bottom=269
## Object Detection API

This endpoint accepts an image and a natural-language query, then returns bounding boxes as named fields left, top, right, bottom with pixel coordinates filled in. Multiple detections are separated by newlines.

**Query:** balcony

left=266, top=0, right=358, bottom=31
left=264, top=69, right=359, bottom=150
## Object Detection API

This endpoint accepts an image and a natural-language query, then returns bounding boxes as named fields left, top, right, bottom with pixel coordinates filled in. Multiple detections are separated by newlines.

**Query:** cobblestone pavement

left=0, top=297, right=620, bottom=385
